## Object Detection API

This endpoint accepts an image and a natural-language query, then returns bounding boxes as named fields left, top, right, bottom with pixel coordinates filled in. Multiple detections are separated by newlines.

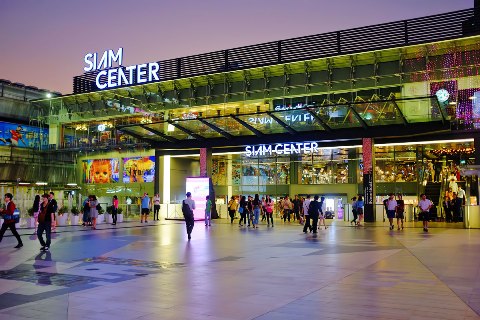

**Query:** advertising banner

left=123, top=156, right=155, bottom=183
left=0, top=122, right=48, bottom=149
left=82, top=159, right=119, bottom=183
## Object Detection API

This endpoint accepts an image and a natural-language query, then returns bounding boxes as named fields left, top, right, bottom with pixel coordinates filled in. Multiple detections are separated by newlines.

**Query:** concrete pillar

left=362, top=138, right=375, bottom=222
left=200, top=148, right=212, bottom=177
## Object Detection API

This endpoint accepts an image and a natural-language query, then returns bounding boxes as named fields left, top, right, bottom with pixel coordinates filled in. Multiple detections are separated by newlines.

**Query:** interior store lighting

left=35, top=182, right=48, bottom=186
left=376, top=138, right=474, bottom=147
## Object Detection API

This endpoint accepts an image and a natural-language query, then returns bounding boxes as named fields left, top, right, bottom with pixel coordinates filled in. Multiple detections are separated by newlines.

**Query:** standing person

left=252, top=194, right=261, bottom=229
left=182, top=192, right=195, bottom=240
left=238, top=196, right=247, bottom=227
left=48, top=192, right=58, bottom=232
left=82, top=197, right=90, bottom=227
left=282, top=195, right=292, bottom=222
left=356, top=195, right=364, bottom=226
left=227, top=196, right=237, bottom=224
left=153, top=193, right=161, bottom=221
left=247, top=195, right=254, bottom=227
left=418, top=193, right=433, bottom=232
left=309, top=195, right=321, bottom=234
left=350, top=196, right=358, bottom=225
left=265, top=195, right=274, bottom=227
left=0, top=193, right=23, bottom=248
left=205, top=195, right=212, bottom=227
left=443, top=194, right=452, bottom=222
left=318, top=196, right=328, bottom=230
left=302, top=195, right=312, bottom=233
left=140, top=192, right=150, bottom=223
left=261, top=196, right=266, bottom=222
left=457, top=185, right=466, bottom=221
left=385, top=194, right=397, bottom=230
left=32, top=194, right=41, bottom=234
left=396, top=194, right=405, bottom=230
left=451, top=192, right=462, bottom=223
left=37, top=194, right=55, bottom=251
left=293, top=195, right=301, bottom=223
left=112, top=195, right=119, bottom=225
left=89, top=195, right=99, bottom=230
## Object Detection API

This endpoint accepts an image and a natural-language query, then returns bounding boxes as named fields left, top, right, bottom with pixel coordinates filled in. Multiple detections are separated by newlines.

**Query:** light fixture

left=46, top=93, right=52, bottom=98
left=167, top=124, right=175, bottom=132
left=469, top=96, right=477, bottom=100
left=67, top=183, right=78, bottom=186
left=19, top=182, right=30, bottom=185
left=35, top=182, right=47, bottom=186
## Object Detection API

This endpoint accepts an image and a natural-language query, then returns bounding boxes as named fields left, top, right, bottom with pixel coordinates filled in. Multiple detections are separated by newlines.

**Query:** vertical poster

left=185, top=177, right=210, bottom=219
left=362, top=138, right=374, bottom=222
left=82, top=159, right=119, bottom=183
left=123, top=156, right=155, bottom=183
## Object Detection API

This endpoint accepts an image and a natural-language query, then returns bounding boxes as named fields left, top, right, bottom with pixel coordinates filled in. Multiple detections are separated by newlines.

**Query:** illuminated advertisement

left=123, top=156, right=155, bottom=183
left=185, top=177, right=210, bottom=218
left=245, top=142, right=319, bottom=157
left=0, top=122, right=48, bottom=149
left=82, top=159, right=120, bottom=184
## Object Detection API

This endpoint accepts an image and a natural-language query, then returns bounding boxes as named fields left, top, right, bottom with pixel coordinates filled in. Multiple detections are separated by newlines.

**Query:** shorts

left=141, top=208, right=150, bottom=215
left=396, top=212, right=404, bottom=219
left=419, top=211, right=429, bottom=221
left=386, top=210, right=396, bottom=219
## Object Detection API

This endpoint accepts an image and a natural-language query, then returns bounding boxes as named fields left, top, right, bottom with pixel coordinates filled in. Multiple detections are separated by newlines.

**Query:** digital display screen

left=185, top=177, right=210, bottom=218
left=82, top=159, right=119, bottom=184
left=123, top=156, right=155, bottom=183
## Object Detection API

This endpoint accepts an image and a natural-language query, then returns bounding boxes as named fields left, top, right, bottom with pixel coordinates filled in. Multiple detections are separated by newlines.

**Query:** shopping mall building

left=2, top=3, right=480, bottom=224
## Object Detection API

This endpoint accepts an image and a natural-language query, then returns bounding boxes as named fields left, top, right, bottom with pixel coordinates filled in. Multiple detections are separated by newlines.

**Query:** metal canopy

left=115, top=96, right=447, bottom=149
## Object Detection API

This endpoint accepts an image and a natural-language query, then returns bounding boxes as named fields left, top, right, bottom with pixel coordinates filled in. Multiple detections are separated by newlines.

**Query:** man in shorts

left=418, top=193, right=433, bottom=232
left=385, top=194, right=397, bottom=230
left=141, top=193, right=151, bottom=223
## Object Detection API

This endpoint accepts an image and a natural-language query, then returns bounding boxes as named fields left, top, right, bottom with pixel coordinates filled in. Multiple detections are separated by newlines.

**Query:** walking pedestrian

left=182, top=192, right=195, bottom=240
left=265, top=195, right=274, bottom=227
left=0, top=193, right=23, bottom=248
left=293, top=195, right=301, bottom=223
left=310, top=195, right=321, bottom=234
left=396, top=194, right=405, bottom=230
left=32, top=194, right=40, bottom=234
left=37, top=194, right=55, bottom=251
left=239, top=195, right=247, bottom=226
left=318, top=196, right=328, bottom=230
left=252, top=194, right=261, bottom=229
left=89, top=195, right=99, bottom=230
left=385, top=194, right=397, bottom=230
left=48, top=192, right=57, bottom=232
left=356, top=195, right=364, bottom=226
left=302, top=195, right=312, bottom=233
left=350, top=196, right=358, bottom=225
left=282, top=195, right=292, bottom=222
left=205, top=195, right=212, bottom=226
left=418, top=193, right=432, bottom=232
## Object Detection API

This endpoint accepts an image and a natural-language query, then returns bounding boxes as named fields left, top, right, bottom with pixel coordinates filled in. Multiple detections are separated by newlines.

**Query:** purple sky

left=0, top=0, right=474, bottom=94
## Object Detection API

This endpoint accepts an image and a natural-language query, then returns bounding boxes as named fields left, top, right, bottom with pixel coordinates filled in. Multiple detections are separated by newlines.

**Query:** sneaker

left=14, top=243, right=23, bottom=249
left=40, top=246, right=45, bottom=251
left=145, top=221, right=148, bottom=223
left=397, top=227, right=400, bottom=230
left=188, top=234, right=191, bottom=240
left=44, top=247, right=49, bottom=251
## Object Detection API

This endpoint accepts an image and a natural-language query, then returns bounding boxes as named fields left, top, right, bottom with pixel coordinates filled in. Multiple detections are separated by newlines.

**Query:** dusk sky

left=0, top=0, right=474, bottom=94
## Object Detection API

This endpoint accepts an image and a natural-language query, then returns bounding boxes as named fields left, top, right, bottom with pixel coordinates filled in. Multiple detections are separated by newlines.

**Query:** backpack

left=96, top=203, right=102, bottom=211
left=182, top=200, right=193, bottom=217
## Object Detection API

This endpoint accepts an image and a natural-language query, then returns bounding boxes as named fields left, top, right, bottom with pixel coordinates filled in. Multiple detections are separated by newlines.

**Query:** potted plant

left=27, top=207, right=36, bottom=228
left=57, top=206, right=69, bottom=226
left=117, top=207, right=124, bottom=223
left=70, top=206, right=80, bottom=225
left=97, top=205, right=105, bottom=224
left=106, top=205, right=113, bottom=223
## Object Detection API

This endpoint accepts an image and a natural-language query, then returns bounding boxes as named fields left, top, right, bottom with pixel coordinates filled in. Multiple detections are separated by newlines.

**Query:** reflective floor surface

left=0, top=219, right=479, bottom=319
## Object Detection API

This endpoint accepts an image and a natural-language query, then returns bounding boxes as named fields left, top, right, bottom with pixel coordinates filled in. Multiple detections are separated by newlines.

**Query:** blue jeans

left=37, top=222, right=52, bottom=247
left=253, top=207, right=260, bottom=225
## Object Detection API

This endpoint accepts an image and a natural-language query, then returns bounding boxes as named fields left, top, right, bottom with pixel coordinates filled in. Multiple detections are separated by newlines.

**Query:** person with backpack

left=82, top=197, right=90, bottom=227
left=0, top=193, right=23, bottom=248
left=183, top=192, right=195, bottom=240
left=302, top=195, right=312, bottom=233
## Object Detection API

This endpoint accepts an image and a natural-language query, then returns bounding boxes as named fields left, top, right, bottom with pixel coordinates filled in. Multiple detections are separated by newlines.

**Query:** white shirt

left=457, top=188, right=466, bottom=199
left=303, top=199, right=311, bottom=215
left=153, top=196, right=160, bottom=205
left=387, top=199, right=397, bottom=210
left=419, top=199, right=432, bottom=212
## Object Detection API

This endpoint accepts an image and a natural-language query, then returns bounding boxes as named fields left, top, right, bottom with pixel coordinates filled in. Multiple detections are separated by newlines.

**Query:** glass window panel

left=235, top=114, right=288, bottom=134
left=206, top=117, right=255, bottom=136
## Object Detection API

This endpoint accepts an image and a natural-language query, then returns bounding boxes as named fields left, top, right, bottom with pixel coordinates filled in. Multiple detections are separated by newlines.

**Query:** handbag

left=238, top=207, right=244, bottom=214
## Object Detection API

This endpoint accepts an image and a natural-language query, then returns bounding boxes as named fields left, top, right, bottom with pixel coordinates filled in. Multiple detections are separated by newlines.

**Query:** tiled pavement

left=0, top=219, right=479, bottom=319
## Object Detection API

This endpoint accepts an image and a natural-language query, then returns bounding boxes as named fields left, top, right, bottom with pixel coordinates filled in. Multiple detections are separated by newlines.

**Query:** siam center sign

left=83, top=48, right=160, bottom=90
left=245, top=142, right=319, bottom=157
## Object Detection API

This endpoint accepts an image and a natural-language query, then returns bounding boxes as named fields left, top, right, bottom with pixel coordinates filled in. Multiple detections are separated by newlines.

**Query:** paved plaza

left=0, top=219, right=479, bottom=320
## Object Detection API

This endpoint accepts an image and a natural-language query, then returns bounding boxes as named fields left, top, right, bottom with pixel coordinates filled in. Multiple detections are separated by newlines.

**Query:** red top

left=113, top=199, right=119, bottom=209
left=3, top=201, right=16, bottom=223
